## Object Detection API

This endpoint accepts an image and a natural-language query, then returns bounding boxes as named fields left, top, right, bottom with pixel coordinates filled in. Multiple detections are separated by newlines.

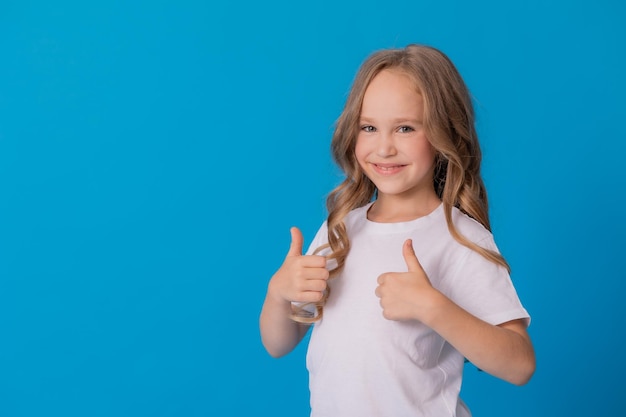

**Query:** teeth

left=376, top=165, right=401, bottom=170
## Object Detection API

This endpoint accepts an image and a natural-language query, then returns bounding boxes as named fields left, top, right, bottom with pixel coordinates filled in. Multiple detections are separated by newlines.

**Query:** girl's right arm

left=260, top=227, right=329, bottom=358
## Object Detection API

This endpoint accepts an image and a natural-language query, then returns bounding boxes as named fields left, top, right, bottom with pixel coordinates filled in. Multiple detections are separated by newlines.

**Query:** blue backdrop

left=1, top=1, right=625, bottom=416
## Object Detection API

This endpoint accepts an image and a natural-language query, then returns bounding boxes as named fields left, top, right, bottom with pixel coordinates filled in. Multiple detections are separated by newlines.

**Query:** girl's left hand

left=375, top=239, right=440, bottom=322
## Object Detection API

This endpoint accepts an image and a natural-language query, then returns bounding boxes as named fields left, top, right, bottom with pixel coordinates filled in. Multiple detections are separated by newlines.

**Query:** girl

left=260, top=44, right=535, bottom=417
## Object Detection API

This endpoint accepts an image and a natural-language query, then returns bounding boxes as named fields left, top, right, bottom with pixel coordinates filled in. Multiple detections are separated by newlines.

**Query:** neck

left=367, top=192, right=441, bottom=223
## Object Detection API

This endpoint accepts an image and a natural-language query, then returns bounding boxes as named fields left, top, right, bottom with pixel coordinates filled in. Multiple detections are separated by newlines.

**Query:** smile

left=371, top=163, right=407, bottom=175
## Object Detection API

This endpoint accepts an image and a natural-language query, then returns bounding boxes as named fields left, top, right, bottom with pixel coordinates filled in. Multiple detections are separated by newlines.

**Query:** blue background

left=1, top=1, right=625, bottom=416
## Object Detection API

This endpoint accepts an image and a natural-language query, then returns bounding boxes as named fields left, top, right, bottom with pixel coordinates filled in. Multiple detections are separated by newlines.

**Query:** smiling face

left=355, top=69, right=439, bottom=213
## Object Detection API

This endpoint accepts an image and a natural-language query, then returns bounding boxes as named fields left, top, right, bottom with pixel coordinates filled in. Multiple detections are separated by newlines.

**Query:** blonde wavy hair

left=293, top=44, right=509, bottom=323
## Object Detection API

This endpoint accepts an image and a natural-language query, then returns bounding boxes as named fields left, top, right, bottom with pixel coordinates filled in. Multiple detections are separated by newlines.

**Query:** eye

left=360, top=125, right=376, bottom=133
left=398, top=125, right=415, bottom=133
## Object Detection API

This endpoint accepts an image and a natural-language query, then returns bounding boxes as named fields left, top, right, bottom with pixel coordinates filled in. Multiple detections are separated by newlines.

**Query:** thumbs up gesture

left=267, top=227, right=330, bottom=304
left=375, top=239, right=438, bottom=322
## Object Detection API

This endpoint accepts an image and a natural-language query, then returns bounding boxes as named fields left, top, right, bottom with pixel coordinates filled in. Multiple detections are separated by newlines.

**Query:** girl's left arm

left=375, top=239, right=535, bottom=386
left=419, top=296, right=534, bottom=385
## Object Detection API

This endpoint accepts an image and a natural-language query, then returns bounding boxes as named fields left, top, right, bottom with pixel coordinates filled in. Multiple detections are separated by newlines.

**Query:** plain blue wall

left=1, top=1, right=625, bottom=416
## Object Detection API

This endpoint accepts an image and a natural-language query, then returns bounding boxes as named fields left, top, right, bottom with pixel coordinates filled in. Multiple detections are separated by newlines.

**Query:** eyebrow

left=359, top=116, right=422, bottom=124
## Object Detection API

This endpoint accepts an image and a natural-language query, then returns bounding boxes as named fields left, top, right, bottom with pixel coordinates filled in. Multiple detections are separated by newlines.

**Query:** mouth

left=371, top=163, right=407, bottom=175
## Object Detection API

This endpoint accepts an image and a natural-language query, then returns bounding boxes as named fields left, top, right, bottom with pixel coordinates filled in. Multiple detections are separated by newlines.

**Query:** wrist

left=267, top=278, right=290, bottom=305
left=418, top=288, right=450, bottom=327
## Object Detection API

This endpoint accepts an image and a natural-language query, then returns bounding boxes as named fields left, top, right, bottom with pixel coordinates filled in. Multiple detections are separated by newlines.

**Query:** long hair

left=292, top=44, right=509, bottom=323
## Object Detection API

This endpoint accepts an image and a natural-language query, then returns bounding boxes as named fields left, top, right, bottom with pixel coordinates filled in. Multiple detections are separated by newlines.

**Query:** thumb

left=287, top=226, right=304, bottom=256
left=402, top=239, right=421, bottom=272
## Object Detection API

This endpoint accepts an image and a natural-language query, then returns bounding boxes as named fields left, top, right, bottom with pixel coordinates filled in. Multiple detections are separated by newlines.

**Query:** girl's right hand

left=267, top=227, right=329, bottom=304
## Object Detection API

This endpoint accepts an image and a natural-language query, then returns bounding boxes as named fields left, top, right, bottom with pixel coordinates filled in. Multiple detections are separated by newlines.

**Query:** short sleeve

left=443, top=236, right=530, bottom=327
left=305, top=221, right=329, bottom=256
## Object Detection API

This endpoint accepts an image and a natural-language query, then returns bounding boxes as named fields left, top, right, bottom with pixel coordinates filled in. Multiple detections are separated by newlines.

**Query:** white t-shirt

left=304, top=202, right=529, bottom=417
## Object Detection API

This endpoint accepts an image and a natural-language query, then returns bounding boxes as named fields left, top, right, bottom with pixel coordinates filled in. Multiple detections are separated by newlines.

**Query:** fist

left=268, top=227, right=329, bottom=304
left=375, top=239, right=436, bottom=321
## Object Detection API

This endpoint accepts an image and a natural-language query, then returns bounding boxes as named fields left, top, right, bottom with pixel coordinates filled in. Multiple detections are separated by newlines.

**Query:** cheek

left=426, top=145, right=437, bottom=165
left=354, top=136, right=368, bottom=165
left=411, top=138, right=436, bottom=166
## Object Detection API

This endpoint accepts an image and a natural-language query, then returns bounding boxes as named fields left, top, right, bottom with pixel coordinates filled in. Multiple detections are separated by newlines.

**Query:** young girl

left=260, top=44, right=535, bottom=417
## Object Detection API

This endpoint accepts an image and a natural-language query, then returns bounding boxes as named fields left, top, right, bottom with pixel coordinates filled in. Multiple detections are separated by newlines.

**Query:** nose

left=376, top=132, right=397, bottom=157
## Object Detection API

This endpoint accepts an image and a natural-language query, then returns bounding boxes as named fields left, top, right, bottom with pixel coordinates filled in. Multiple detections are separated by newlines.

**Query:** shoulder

left=344, top=203, right=372, bottom=228
left=450, top=206, right=493, bottom=246
left=305, top=203, right=371, bottom=255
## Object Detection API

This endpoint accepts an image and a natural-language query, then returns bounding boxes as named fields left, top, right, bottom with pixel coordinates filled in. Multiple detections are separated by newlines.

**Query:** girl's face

left=355, top=69, right=437, bottom=204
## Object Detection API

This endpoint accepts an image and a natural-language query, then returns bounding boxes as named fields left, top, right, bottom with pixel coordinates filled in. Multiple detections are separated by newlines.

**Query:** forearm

left=259, top=228, right=326, bottom=357
left=260, top=292, right=309, bottom=358
left=423, top=291, right=535, bottom=385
